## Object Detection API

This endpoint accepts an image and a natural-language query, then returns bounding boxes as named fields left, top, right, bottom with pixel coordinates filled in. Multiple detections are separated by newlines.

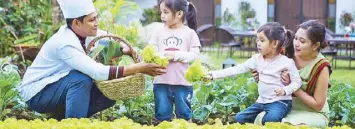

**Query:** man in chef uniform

left=16, top=0, right=166, bottom=119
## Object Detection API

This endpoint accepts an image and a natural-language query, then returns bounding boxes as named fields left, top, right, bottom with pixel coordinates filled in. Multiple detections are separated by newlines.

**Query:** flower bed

left=0, top=117, right=351, bottom=129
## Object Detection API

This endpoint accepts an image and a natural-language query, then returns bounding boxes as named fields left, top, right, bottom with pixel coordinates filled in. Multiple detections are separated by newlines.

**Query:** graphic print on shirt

left=163, top=36, right=182, bottom=51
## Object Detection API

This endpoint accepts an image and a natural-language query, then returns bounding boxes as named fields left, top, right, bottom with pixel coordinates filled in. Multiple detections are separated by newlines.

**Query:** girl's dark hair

left=298, top=20, right=327, bottom=51
left=159, top=0, right=197, bottom=31
left=257, top=22, right=295, bottom=58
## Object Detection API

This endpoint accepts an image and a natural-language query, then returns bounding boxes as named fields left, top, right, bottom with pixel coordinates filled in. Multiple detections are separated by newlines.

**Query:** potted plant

left=13, top=34, right=41, bottom=52
left=340, top=11, right=353, bottom=32
left=238, top=1, right=259, bottom=31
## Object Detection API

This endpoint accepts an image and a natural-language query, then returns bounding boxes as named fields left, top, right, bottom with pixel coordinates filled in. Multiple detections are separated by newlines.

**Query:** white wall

left=336, top=0, right=355, bottom=33
left=221, top=0, right=267, bottom=29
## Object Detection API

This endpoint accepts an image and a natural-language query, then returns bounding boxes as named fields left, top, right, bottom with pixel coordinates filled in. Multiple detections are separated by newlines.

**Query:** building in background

left=132, top=0, right=354, bottom=33
left=217, top=0, right=354, bottom=33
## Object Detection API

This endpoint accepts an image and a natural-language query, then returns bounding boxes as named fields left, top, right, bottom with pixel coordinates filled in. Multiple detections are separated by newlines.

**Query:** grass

left=201, top=49, right=355, bottom=87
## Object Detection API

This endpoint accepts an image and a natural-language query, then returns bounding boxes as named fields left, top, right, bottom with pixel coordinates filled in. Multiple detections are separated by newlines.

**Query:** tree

left=51, top=0, right=63, bottom=25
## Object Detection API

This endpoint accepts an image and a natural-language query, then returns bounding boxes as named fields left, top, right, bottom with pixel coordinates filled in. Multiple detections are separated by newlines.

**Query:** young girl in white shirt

left=206, top=22, right=302, bottom=125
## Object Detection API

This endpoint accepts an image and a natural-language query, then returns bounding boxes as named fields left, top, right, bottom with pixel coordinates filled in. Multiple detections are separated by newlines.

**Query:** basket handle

left=86, top=35, right=140, bottom=63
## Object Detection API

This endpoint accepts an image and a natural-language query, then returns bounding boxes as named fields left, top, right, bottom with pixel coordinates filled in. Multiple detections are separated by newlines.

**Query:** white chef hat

left=57, top=0, right=96, bottom=19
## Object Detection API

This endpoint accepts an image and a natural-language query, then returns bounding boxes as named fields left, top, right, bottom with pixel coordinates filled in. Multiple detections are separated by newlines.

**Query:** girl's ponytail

left=258, top=22, right=294, bottom=58
left=186, top=2, right=197, bottom=31
left=283, top=30, right=295, bottom=58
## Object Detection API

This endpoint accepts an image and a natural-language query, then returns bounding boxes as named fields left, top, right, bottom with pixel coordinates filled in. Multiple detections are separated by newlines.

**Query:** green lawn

left=201, top=50, right=355, bottom=87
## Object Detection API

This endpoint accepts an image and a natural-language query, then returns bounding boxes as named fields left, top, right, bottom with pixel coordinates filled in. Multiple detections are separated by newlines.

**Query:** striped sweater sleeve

left=108, top=66, right=124, bottom=80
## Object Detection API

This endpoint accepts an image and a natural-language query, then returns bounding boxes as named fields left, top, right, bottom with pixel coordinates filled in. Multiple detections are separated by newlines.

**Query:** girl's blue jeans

left=153, top=84, right=193, bottom=121
left=235, top=100, right=292, bottom=125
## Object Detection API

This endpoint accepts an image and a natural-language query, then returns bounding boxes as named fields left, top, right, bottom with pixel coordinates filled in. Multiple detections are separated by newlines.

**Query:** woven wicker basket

left=86, top=35, right=145, bottom=100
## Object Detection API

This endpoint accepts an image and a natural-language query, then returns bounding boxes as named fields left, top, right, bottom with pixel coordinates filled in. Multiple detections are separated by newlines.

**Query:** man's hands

left=137, top=63, right=166, bottom=76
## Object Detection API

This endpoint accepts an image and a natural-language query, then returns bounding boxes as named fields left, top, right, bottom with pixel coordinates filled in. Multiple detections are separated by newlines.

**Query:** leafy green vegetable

left=142, top=45, right=169, bottom=67
left=0, top=58, right=21, bottom=120
left=328, top=81, right=355, bottom=127
left=185, top=60, right=208, bottom=83
left=97, top=40, right=123, bottom=65
left=13, top=35, right=38, bottom=45
left=192, top=73, right=258, bottom=123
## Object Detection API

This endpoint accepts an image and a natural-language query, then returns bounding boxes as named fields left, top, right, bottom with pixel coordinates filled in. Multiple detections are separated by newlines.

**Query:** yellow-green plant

left=94, top=0, right=140, bottom=45
left=142, top=45, right=169, bottom=67
left=0, top=117, right=352, bottom=129
left=185, top=60, right=208, bottom=83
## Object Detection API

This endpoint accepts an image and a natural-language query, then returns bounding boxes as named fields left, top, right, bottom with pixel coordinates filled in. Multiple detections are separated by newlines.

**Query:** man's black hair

left=66, top=15, right=87, bottom=29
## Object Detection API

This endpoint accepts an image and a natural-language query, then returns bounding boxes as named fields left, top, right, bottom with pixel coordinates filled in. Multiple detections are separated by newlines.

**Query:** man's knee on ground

left=69, top=70, right=93, bottom=88
left=107, top=101, right=115, bottom=108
